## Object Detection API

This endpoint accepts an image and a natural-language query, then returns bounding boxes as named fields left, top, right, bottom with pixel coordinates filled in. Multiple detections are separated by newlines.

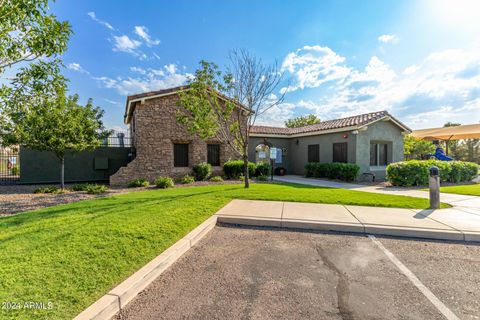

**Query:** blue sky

left=51, top=0, right=480, bottom=130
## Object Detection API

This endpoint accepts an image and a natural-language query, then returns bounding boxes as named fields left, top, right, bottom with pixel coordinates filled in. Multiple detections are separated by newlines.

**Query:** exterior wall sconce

left=296, top=139, right=299, bottom=145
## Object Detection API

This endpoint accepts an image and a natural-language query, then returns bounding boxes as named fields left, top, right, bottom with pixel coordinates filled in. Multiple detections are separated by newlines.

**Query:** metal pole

left=271, top=158, right=274, bottom=181
left=429, top=166, right=440, bottom=209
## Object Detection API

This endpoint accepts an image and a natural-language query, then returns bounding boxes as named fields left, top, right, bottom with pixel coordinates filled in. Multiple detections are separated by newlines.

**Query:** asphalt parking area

left=115, top=225, right=480, bottom=320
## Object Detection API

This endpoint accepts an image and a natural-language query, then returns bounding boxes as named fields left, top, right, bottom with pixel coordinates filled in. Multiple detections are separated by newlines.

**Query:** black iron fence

left=102, top=130, right=132, bottom=148
left=0, top=146, right=20, bottom=183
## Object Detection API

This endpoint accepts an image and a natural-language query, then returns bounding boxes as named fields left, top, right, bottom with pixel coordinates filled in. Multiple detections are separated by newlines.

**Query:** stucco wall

left=248, top=120, right=405, bottom=180
left=289, top=132, right=357, bottom=175
left=355, top=120, right=405, bottom=180
left=248, top=137, right=293, bottom=173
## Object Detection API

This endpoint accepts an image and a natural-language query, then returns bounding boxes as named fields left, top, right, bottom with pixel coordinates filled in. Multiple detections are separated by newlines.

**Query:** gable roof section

left=124, top=85, right=251, bottom=124
left=250, top=111, right=411, bottom=137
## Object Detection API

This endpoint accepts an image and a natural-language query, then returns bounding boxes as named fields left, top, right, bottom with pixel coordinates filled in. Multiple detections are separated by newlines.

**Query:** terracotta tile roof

left=250, top=111, right=409, bottom=136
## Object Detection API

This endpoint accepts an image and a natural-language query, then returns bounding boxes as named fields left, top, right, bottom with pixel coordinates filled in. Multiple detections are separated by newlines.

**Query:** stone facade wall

left=110, top=94, right=242, bottom=185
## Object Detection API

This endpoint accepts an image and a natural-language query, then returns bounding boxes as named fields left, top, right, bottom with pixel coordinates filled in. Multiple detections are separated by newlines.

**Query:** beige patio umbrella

left=412, top=124, right=480, bottom=155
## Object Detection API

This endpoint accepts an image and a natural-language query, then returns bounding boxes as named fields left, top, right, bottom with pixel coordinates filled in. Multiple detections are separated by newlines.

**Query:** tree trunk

left=243, top=144, right=250, bottom=189
left=60, top=156, right=65, bottom=190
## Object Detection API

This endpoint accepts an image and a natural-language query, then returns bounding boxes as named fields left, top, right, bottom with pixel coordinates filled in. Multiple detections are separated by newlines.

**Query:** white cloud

left=255, top=102, right=297, bottom=127
left=87, top=12, right=114, bottom=30
left=113, top=35, right=141, bottom=53
left=103, top=98, right=120, bottom=106
left=273, top=43, right=480, bottom=129
left=378, top=34, right=399, bottom=44
left=134, top=26, right=160, bottom=46
left=164, top=63, right=177, bottom=74
left=66, top=62, right=90, bottom=75
left=281, top=45, right=351, bottom=92
left=95, top=64, right=192, bottom=95
left=130, top=66, right=147, bottom=75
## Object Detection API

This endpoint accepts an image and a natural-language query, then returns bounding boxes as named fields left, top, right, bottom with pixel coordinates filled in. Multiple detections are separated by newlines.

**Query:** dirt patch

left=0, top=180, right=255, bottom=217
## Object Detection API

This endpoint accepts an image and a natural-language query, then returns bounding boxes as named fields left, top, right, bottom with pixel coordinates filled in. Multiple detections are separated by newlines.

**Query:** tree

left=403, top=135, right=436, bottom=160
left=177, top=50, right=284, bottom=188
left=285, top=114, right=321, bottom=128
left=0, top=0, right=71, bottom=132
left=0, top=0, right=71, bottom=72
left=1, top=63, right=106, bottom=189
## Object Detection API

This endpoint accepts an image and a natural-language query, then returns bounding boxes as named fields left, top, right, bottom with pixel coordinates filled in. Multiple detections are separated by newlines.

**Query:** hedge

left=386, top=160, right=479, bottom=186
left=304, top=162, right=360, bottom=182
left=223, top=160, right=256, bottom=179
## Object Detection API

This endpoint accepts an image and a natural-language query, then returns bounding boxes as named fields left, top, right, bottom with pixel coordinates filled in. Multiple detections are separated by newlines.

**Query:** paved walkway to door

left=274, top=175, right=480, bottom=209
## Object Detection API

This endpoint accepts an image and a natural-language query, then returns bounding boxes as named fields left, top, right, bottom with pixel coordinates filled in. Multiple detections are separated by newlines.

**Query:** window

left=370, top=143, right=388, bottom=166
left=333, top=143, right=347, bottom=163
left=308, top=144, right=319, bottom=162
left=207, top=144, right=220, bottom=166
left=174, top=143, right=189, bottom=167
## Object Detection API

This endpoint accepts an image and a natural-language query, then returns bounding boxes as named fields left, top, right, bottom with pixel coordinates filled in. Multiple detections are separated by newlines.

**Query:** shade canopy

left=412, top=124, right=480, bottom=141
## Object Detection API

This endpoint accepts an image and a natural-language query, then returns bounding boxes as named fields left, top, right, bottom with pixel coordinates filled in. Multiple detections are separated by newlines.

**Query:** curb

left=217, top=213, right=479, bottom=242
left=74, top=215, right=218, bottom=320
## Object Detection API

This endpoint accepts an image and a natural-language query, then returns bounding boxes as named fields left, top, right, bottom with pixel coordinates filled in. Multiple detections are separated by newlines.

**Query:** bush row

left=223, top=160, right=271, bottom=179
left=304, top=162, right=360, bottom=182
left=386, top=160, right=479, bottom=186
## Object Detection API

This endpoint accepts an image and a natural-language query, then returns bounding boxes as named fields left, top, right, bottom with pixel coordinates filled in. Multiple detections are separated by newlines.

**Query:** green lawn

left=438, top=184, right=480, bottom=196
left=0, top=183, right=446, bottom=319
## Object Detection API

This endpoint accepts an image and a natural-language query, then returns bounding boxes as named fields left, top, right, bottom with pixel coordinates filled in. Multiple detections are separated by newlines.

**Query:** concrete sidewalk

left=274, top=175, right=480, bottom=209
left=216, top=199, right=480, bottom=242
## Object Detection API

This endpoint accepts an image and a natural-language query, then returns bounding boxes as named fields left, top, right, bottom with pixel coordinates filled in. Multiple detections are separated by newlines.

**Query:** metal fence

left=102, top=130, right=132, bottom=148
left=0, top=146, right=20, bottom=183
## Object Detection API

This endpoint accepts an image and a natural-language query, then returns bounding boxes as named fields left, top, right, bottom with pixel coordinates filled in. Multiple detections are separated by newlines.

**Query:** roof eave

left=123, top=87, right=252, bottom=124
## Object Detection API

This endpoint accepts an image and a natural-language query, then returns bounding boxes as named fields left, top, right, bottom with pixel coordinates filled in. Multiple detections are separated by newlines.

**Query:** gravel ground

left=0, top=180, right=247, bottom=217
left=114, top=226, right=480, bottom=320
left=0, top=184, right=138, bottom=216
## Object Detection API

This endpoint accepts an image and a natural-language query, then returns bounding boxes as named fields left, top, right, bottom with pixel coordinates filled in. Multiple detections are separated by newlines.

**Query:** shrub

left=223, top=160, right=256, bottom=179
left=181, top=175, right=195, bottom=184
left=11, top=166, right=19, bottom=176
left=386, top=160, right=479, bottom=187
left=192, top=162, right=212, bottom=181
left=71, top=183, right=108, bottom=194
left=84, top=184, right=108, bottom=194
left=33, top=186, right=61, bottom=194
left=71, top=183, right=90, bottom=191
left=209, top=176, right=224, bottom=182
left=256, top=175, right=269, bottom=182
left=155, top=176, right=174, bottom=189
left=255, top=162, right=271, bottom=177
left=127, top=178, right=150, bottom=188
left=304, top=162, right=360, bottom=182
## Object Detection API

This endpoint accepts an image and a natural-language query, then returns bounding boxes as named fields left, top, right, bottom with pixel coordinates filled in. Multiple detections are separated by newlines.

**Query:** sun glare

left=429, top=0, right=480, bottom=26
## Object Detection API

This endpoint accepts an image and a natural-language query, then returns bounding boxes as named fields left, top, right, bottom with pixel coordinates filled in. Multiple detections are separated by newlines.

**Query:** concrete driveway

left=115, top=226, right=480, bottom=320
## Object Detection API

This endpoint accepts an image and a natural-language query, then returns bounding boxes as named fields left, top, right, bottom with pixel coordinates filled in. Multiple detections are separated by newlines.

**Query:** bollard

left=429, top=166, right=440, bottom=209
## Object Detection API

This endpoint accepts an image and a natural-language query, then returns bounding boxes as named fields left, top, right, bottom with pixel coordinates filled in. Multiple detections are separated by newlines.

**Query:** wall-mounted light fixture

left=296, top=139, right=299, bottom=145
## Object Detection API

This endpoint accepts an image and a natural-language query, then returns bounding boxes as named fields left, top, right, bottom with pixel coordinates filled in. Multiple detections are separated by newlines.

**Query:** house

left=249, top=111, right=411, bottom=180
left=111, top=86, right=411, bottom=184
left=110, top=86, right=248, bottom=185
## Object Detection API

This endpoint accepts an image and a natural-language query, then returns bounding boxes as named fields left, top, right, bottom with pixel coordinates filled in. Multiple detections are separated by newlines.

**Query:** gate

left=0, top=146, right=19, bottom=183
